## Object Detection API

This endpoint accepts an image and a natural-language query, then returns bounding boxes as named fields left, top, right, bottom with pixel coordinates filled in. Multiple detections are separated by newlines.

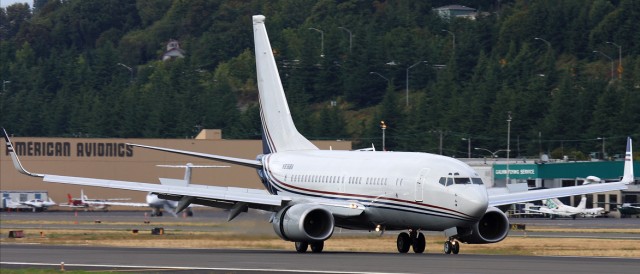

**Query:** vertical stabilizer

left=576, top=196, right=587, bottom=210
left=622, top=137, right=634, bottom=184
left=253, top=15, right=318, bottom=153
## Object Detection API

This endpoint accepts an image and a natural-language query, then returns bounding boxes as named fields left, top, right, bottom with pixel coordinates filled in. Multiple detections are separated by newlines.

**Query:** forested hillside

left=1, top=0, right=639, bottom=159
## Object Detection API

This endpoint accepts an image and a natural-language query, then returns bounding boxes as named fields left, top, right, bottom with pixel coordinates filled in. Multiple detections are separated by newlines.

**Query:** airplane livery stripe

left=262, top=155, right=478, bottom=222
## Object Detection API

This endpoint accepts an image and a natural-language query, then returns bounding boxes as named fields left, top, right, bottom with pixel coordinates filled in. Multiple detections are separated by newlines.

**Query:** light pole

left=117, top=63, right=133, bottom=82
left=441, top=29, right=455, bottom=52
left=506, top=111, right=512, bottom=184
left=474, top=148, right=509, bottom=159
left=606, top=41, right=622, bottom=79
left=2, top=80, right=10, bottom=93
left=534, top=37, right=551, bottom=49
left=597, top=137, right=606, bottom=160
left=406, top=61, right=428, bottom=107
left=370, top=72, right=390, bottom=86
left=593, top=51, right=614, bottom=80
left=461, top=137, right=471, bottom=158
left=380, top=121, right=387, bottom=151
left=338, top=27, right=352, bottom=53
left=308, top=27, right=324, bottom=58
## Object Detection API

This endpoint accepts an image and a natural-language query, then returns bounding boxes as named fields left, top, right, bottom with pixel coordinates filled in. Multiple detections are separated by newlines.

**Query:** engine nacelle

left=457, top=206, right=510, bottom=244
left=272, top=204, right=335, bottom=242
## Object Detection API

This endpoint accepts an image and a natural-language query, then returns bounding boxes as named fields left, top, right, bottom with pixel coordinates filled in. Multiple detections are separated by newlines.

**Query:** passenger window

left=439, top=177, right=447, bottom=186
left=472, top=178, right=484, bottom=185
left=454, top=178, right=472, bottom=184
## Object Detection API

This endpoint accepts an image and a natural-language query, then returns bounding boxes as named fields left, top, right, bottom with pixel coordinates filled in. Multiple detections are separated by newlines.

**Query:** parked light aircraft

left=59, top=164, right=227, bottom=216
left=2, top=15, right=635, bottom=254
left=614, top=203, right=640, bottom=218
left=60, top=189, right=139, bottom=211
left=3, top=197, right=56, bottom=211
left=524, top=195, right=605, bottom=219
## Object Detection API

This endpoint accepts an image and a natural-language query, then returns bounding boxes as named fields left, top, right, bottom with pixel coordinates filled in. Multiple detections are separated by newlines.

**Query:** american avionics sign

left=493, top=164, right=538, bottom=179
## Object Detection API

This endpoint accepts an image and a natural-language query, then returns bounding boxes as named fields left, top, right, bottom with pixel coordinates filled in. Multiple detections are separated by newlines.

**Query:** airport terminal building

left=467, top=159, right=639, bottom=215
left=1, top=130, right=352, bottom=208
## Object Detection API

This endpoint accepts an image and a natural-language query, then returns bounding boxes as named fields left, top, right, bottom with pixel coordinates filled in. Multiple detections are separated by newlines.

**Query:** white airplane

left=59, top=189, right=143, bottom=211
left=3, top=197, right=56, bottom=212
left=2, top=15, right=635, bottom=254
left=524, top=195, right=605, bottom=219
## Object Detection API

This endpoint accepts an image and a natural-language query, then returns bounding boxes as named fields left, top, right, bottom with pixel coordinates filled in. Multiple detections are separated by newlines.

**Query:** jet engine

left=457, top=206, right=510, bottom=244
left=272, top=204, right=335, bottom=242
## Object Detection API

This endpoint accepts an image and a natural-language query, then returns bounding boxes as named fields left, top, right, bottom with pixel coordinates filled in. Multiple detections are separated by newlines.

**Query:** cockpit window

left=439, top=177, right=447, bottom=186
left=454, top=177, right=472, bottom=185
left=446, top=177, right=453, bottom=186
left=471, top=178, right=484, bottom=185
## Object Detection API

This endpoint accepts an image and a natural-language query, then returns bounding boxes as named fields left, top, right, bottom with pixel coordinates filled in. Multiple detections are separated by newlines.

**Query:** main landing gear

left=294, top=241, right=324, bottom=253
left=396, top=230, right=426, bottom=253
left=443, top=238, right=460, bottom=254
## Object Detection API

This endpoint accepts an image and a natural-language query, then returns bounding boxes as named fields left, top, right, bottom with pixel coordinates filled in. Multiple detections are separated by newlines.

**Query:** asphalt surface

left=1, top=210, right=639, bottom=273
left=2, top=244, right=639, bottom=274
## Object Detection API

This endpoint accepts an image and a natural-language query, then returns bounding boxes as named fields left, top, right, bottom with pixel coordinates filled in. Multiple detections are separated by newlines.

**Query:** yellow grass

left=2, top=228, right=639, bottom=257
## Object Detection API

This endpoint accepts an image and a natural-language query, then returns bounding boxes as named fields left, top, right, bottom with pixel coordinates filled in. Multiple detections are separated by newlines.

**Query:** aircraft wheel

left=412, top=232, right=426, bottom=253
left=310, top=241, right=324, bottom=253
left=451, top=241, right=460, bottom=254
left=397, top=232, right=411, bottom=253
left=295, top=241, right=308, bottom=253
left=443, top=241, right=452, bottom=254
left=157, top=211, right=163, bottom=217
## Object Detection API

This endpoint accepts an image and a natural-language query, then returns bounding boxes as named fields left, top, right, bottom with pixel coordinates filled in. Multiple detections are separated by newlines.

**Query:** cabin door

left=415, top=168, right=429, bottom=202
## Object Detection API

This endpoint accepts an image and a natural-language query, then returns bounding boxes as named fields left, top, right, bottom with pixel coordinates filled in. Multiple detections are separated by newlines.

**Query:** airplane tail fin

left=576, top=196, right=587, bottom=210
left=622, top=137, right=634, bottom=184
left=81, top=189, right=87, bottom=202
left=253, top=15, right=318, bottom=153
left=67, top=194, right=73, bottom=203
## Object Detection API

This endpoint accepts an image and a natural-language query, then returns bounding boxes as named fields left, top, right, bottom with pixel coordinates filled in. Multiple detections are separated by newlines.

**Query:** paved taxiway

left=2, top=211, right=639, bottom=273
left=2, top=244, right=639, bottom=274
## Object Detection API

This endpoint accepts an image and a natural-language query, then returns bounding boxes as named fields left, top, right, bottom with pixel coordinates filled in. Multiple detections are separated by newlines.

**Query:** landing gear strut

left=396, top=230, right=426, bottom=254
left=443, top=238, right=460, bottom=254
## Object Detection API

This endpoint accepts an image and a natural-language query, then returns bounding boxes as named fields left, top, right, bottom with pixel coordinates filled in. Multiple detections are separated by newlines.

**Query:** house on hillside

left=433, top=5, right=478, bottom=20
left=162, top=39, right=185, bottom=61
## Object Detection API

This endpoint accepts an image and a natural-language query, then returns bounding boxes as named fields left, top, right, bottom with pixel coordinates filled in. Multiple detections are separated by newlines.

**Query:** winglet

left=2, top=128, right=43, bottom=177
left=622, top=136, right=634, bottom=184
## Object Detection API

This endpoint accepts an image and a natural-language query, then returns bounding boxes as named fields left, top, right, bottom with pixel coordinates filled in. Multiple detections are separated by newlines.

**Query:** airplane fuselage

left=261, top=150, right=488, bottom=231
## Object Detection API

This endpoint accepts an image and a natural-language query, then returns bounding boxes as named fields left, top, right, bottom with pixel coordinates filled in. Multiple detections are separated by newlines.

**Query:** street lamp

left=406, top=61, right=428, bottom=107
left=474, top=148, right=510, bottom=158
left=593, top=51, right=614, bottom=80
left=597, top=137, right=606, bottom=160
left=2, top=80, right=10, bottom=93
left=534, top=37, right=551, bottom=49
left=117, top=63, right=133, bottom=82
left=369, top=72, right=390, bottom=86
left=461, top=137, right=471, bottom=158
left=606, top=42, right=622, bottom=79
left=308, top=27, right=324, bottom=58
left=380, top=121, right=387, bottom=151
left=441, top=29, right=455, bottom=51
left=338, top=27, right=352, bottom=53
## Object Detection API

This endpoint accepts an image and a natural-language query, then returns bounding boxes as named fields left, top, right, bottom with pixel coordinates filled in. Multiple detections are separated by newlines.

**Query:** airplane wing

left=3, top=128, right=364, bottom=218
left=488, top=182, right=628, bottom=207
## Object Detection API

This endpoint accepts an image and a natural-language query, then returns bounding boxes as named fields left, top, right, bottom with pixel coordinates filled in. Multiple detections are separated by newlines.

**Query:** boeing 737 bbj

left=3, top=15, right=635, bottom=254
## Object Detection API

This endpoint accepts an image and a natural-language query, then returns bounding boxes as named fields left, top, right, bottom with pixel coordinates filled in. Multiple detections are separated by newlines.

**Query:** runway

left=1, top=244, right=638, bottom=274
left=2, top=211, right=639, bottom=273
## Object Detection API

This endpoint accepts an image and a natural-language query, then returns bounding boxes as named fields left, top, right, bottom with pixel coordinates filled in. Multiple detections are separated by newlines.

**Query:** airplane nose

left=461, top=186, right=489, bottom=218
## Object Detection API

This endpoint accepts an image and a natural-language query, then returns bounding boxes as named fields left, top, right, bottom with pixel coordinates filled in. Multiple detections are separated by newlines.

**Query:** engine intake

left=272, top=204, right=335, bottom=242
left=457, top=206, right=510, bottom=244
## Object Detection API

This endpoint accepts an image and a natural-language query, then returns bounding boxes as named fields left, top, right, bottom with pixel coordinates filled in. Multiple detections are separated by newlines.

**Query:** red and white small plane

left=59, top=189, right=143, bottom=211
